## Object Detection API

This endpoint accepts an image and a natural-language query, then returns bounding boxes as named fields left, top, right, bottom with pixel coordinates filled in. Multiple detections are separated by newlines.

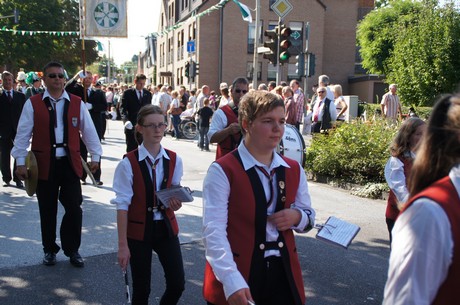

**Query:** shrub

left=305, top=119, right=398, bottom=184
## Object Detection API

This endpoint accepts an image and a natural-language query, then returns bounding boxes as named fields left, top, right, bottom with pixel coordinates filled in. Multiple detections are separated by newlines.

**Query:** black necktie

left=146, top=157, right=160, bottom=208
left=7, top=91, right=12, bottom=103
left=256, top=166, right=276, bottom=206
left=138, top=90, right=142, bottom=103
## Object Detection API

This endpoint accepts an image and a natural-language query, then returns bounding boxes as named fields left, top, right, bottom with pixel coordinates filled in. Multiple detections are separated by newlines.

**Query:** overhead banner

left=80, top=0, right=128, bottom=38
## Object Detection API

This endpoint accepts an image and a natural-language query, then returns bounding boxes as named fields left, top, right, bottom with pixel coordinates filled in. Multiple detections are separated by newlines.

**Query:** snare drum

left=277, top=124, right=306, bottom=167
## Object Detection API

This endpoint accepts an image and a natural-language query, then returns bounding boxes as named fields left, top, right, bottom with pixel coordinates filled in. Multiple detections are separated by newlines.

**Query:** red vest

left=203, top=151, right=306, bottom=305
left=403, top=176, right=460, bottom=305
left=386, top=156, right=413, bottom=220
left=125, top=149, right=179, bottom=241
left=215, top=105, right=241, bottom=160
left=30, top=93, right=83, bottom=180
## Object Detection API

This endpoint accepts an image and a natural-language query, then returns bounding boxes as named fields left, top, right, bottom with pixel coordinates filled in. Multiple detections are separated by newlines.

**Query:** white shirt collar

left=449, top=164, right=460, bottom=200
left=137, top=143, right=170, bottom=163
left=43, top=89, right=70, bottom=102
left=237, top=140, right=289, bottom=172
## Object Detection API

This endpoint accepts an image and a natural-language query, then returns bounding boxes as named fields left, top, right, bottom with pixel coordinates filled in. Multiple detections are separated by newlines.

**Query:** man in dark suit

left=0, top=71, right=26, bottom=187
left=65, top=71, right=107, bottom=185
left=120, top=74, right=151, bottom=152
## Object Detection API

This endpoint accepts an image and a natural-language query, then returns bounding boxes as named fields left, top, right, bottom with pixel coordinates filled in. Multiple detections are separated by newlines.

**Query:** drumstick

left=123, top=270, right=131, bottom=304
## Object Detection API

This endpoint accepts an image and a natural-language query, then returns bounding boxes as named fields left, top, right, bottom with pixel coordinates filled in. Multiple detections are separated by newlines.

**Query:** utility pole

left=252, top=0, right=260, bottom=89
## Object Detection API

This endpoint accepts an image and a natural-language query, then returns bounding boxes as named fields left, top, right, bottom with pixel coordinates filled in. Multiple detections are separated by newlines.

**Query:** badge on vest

left=72, top=117, right=78, bottom=127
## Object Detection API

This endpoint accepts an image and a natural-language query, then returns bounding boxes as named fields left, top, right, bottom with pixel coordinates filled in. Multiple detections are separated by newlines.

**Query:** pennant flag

left=232, top=0, right=252, bottom=23
left=81, top=0, right=128, bottom=38
left=96, top=41, right=104, bottom=51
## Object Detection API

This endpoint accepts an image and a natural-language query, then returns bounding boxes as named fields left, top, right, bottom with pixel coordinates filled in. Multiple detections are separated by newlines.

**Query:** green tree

left=357, top=0, right=460, bottom=106
left=0, top=0, right=98, bottom=75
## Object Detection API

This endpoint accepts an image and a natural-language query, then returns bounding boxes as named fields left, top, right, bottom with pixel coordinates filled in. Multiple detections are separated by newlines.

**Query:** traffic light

left=279, top=25, right=292, bottom=64
left=307, top=53, right=316, bottom=77
left=190, top=61, right=196, bottom=78
left=194, top=62, right=199, bottom=76
left=296, top=54, right=305, bottom=78
left=185, top=62, right=190, bottom=78
left=263, top=27, right=278, bottom=65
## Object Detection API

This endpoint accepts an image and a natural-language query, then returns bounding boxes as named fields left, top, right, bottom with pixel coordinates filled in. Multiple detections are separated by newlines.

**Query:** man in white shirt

left=311, top=86, right=337, bottom=133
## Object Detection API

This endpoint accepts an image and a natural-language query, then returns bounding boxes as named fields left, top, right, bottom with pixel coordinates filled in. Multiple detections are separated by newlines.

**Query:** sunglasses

left=234, top=89, right=248, bottom=94
left=317, top=90, right=326, bottom=93
left=47, top=73, right=65, bottom=79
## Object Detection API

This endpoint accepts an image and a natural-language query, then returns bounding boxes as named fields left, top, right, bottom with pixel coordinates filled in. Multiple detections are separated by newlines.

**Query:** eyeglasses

left=141, top=123, right=167, bottom=130
left=47, top=73, right=65, bottom=79
left=234, top=89, right=248, bottom=94
left=317, top=90, right=326, bottom=94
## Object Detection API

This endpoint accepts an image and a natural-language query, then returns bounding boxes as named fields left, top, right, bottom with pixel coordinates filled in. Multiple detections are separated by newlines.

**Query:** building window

left=248, top=21, right=263, bottom=54
left=267, top=64, right=276, bottom=81
left=287, top=63, right=298, bottom=80
left=246, top=62, right=262, bottom=81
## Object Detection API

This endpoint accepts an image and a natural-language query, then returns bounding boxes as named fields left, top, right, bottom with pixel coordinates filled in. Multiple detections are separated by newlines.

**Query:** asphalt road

left=0, top=120, right=390, bottom=305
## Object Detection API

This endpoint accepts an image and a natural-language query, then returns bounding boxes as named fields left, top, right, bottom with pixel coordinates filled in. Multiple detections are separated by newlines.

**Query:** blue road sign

left=187, top=40, right=195, bottom=53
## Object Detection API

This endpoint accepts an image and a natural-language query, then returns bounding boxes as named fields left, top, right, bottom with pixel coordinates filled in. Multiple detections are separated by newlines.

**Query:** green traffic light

left=280, top=52, right=290, bottom=61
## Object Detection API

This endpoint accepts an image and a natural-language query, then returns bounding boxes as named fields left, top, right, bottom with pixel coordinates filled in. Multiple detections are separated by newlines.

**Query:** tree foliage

left=357, top=0, right=460, bottom=106
left=0, top=0, right=99, bottom=75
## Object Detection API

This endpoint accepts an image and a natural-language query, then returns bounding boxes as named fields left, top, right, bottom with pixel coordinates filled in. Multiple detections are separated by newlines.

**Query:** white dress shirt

left=111, top=143, right=183, bottom=220
left=12, top=89, right=102, bottom=165
left=202, top=141, right=315, bottom=299
left=383, top=164, right=459, bottom=305
left=384, top=152, right=415, bottom=204
left=207, top=107, right=228, bottom=141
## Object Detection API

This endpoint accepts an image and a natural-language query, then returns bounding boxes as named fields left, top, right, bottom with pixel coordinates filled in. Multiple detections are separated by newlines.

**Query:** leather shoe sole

left=43, top=253, right=56, bottom=266
left=69, top=252, right=84, bottom=267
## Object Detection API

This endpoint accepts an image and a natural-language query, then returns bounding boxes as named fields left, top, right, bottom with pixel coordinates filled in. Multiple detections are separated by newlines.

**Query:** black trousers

left=207, top=256, right=296, bottom=305
left=125, top=128, right=138, bottom=153
left=0, top=137, right=19, bottom=183
left=128, top=220, right=185, bottom=305
left=36, top=157, right=83, bottom=255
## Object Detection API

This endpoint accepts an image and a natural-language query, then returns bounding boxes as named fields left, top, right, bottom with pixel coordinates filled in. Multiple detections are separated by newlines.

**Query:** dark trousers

left=207, top=256, right=296, bottom=305
left=311, top=121, right=322, bottom=133
left=125, top=128, right=138, bottom=153
left=0, top=137, right=19, bottom=183
left=36, top=157, right=83, bottom=255
left=128, top=220, right=185, bottom=305
left=172, top=115, right=181, bottom=139
left=386, top=217, right=396, bottom=245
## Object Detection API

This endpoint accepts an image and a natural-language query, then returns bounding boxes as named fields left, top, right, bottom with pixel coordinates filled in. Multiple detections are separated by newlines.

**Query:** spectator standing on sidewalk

left=203, top=90, right=315, bottom=305
left=383, top=94, right=460, bottom=304
left=197, top=98, right=214, bottom=151
left=381, top=84, right=402, bottom=124
left=112, top=104, right=185, bottom=305
left=289, top=79, right=305, bottom=131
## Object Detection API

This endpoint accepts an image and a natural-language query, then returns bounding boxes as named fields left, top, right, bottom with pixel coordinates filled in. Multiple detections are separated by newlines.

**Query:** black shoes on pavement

left=43, top=252, right=57, bottom=266
left=42, top=252, right=85, bottom=267
left=69, top=252, right=85, bottom=267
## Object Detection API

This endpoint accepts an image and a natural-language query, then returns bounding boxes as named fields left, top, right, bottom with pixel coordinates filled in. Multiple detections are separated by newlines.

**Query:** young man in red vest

left=208, top=77, right=249, bottom=160
left=203, top=90, right=315, bottom=305
left=12, top=61, right=102, bottom=267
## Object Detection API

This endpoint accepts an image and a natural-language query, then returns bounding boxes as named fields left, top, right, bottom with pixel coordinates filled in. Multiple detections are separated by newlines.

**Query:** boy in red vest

left=203, top=90, right=315, bottom=305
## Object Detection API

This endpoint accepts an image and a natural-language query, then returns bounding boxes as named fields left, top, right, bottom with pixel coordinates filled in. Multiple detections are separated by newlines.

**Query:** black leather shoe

left=96, top=180, right=103, bottom=186
left=43, top=252, right=56, bottom=266
left=2, top=181, right=10, bottom=187
left=15, top=181, right=24, bottom=188
left=69, top=252, right=84, bottom=267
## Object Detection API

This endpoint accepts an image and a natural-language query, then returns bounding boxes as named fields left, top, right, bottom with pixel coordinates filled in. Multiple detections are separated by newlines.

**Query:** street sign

left=257, top=46, right=271, bottom=53
left=187, top=40, right=195, bottom=53
left=271, top=0, right=293, bottom=19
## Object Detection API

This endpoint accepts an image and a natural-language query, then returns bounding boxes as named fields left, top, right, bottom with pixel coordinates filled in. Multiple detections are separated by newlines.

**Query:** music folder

left=155, top=186, right=194, bottom=207
left=315, top=216, right=360, bottom=249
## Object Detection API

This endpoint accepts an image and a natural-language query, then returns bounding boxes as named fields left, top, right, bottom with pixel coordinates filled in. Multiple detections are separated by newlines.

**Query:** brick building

left=153, top=0, right=375, bottom=98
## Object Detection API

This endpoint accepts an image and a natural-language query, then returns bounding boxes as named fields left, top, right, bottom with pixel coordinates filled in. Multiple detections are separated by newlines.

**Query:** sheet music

left=316, top=216, right=360, bottom=249
left=155, top=186, right=194, bottom=207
